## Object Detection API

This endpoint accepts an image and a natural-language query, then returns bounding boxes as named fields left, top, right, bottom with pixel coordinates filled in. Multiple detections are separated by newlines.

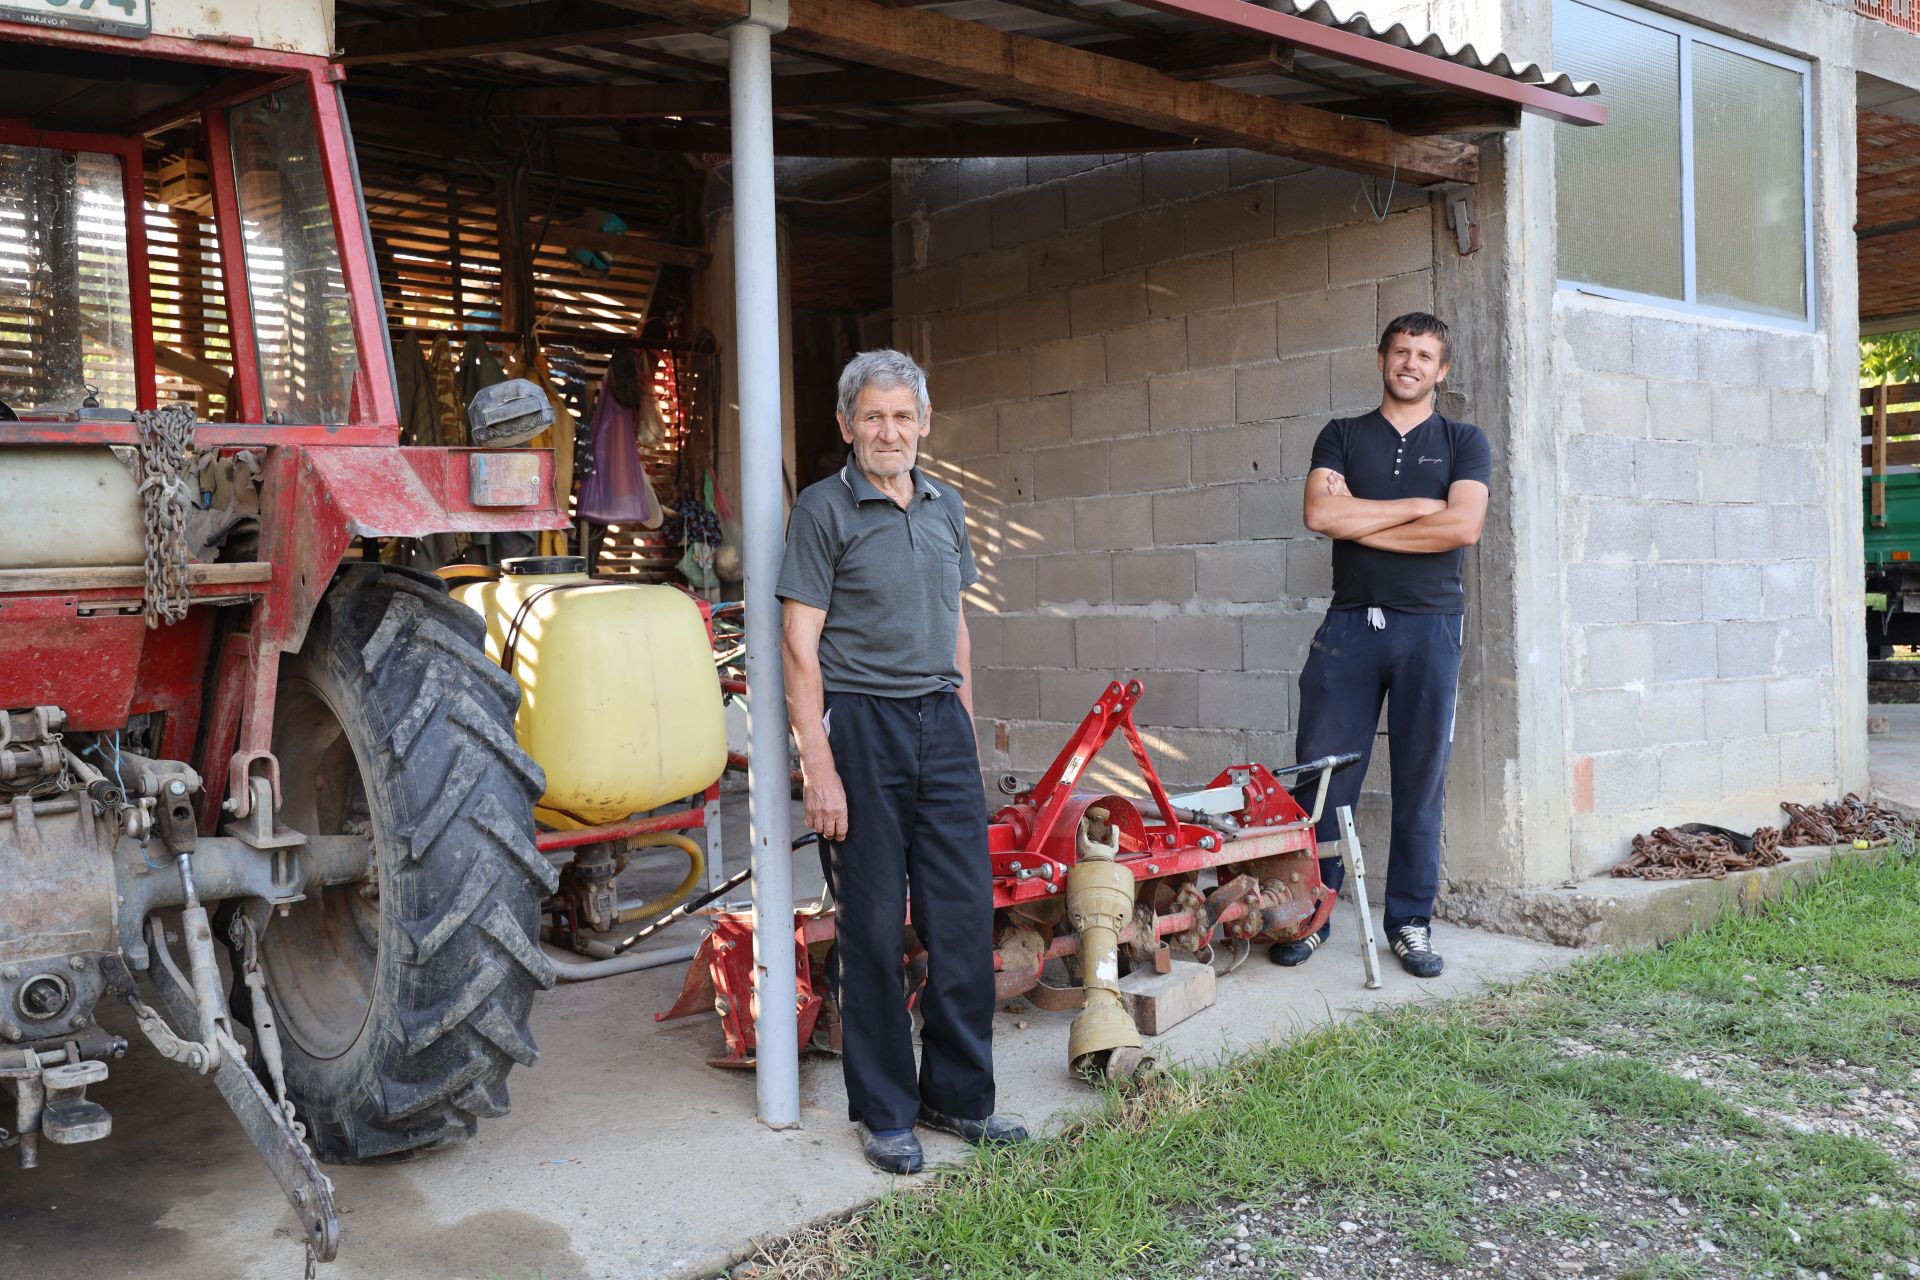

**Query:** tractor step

left=42, top=1096, right=112, bottom=1145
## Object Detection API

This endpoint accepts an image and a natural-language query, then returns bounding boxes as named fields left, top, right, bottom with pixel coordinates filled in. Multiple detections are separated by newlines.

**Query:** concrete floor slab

left=0, top=797, right=1572, bottom=1280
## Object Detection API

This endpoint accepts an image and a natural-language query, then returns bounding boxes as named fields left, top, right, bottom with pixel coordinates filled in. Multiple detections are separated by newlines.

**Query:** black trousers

left=1292, top=607, right=1462, bottom=931
left=819, top=690, right=995, bottom=1131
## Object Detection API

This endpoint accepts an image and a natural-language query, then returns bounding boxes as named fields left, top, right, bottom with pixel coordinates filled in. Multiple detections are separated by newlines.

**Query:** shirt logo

left=1418, top=455, right=1444, bottom=465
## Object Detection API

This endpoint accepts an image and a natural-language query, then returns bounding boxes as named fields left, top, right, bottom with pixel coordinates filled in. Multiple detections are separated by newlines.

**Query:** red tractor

left=0, top=8, right=575, bottom=1263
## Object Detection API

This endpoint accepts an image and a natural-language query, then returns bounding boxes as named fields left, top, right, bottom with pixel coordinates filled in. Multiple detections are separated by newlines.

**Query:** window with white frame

left=1554, top=0, right=1813, bottom=326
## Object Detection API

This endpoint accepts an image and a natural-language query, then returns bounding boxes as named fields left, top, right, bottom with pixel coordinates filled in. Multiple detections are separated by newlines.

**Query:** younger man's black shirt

left=1308, top=409, right=1491, bottom=615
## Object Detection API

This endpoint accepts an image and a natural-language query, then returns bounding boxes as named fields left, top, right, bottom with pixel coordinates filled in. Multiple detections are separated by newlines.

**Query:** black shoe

left=1268, top=924, right=1329, bottom=967
left=857, top=1123, right=925, bottom=1174
left=1388, top=919, right=1444, bottom=978
left=918, top=1107, right=1029, bottom=1145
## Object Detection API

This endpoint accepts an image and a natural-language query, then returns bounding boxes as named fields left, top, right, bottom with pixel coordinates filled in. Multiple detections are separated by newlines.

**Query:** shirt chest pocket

left=913, top=511, right=964, bottom=610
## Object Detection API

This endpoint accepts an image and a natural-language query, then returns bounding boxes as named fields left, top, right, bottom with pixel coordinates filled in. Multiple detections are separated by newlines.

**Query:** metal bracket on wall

left=1445, top=191, right=1479, bottom=256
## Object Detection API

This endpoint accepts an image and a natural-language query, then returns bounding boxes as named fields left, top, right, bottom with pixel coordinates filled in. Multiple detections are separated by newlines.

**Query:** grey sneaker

left=1389, top=919, right=1444, bottom=978
left=918, top=1107, right=1029, bottom=1145
left=857, top=1122, right=924, bottom=1174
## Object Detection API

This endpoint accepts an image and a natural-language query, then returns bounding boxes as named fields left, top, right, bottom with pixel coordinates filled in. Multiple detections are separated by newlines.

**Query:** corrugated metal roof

left=1270, top=0, right=1598, bottom=97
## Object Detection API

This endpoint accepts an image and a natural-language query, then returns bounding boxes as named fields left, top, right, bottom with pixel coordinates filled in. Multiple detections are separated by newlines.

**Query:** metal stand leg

left=1337, top=804, right=1382, bottom=990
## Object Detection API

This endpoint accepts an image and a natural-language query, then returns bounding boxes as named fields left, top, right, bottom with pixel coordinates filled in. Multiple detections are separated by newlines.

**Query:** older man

left=778, top=349, right=1026, bottom=1175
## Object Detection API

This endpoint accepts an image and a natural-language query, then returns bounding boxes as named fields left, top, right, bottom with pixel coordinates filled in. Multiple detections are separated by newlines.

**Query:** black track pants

left=819, top=690, right=995, bottom=1131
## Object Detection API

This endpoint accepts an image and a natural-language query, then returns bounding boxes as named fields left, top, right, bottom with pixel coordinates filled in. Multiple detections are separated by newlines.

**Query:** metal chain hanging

left=133, top=403, right=198, bottom=628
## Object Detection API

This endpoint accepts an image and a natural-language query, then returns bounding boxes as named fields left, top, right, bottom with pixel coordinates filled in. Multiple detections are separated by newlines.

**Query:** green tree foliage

left=1862, top=329, right=1920, bottom=386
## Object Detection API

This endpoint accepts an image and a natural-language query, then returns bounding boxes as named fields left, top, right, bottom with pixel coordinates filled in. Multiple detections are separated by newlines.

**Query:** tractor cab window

left=229, top=90, right=356, bottom=426
left=0, top=145, right=135, bottom=415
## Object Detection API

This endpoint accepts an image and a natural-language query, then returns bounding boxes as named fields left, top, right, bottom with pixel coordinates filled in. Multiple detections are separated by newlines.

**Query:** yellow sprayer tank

left=452, top=557, right=726, bottom=826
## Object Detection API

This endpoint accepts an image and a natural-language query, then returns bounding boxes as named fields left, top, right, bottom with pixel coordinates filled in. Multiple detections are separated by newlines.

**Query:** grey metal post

left=1336, top=804, right=1383, bottom=990
left=727, top=0, right=798, bottom=1129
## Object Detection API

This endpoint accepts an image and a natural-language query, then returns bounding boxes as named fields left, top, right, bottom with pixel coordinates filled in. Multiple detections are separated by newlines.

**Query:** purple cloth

left=576, top=384, right=659, bottom=526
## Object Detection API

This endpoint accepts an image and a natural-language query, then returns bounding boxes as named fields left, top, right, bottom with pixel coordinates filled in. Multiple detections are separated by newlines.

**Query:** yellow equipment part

left=453, top=560, right=726, bottom=824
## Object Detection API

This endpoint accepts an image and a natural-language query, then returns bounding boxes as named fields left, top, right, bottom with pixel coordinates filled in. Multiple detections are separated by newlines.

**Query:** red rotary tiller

left=660, top=679, right=1381, bottom=1080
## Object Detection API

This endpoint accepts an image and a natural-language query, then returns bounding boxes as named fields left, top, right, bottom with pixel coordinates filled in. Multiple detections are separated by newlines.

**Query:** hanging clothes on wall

left=425, top=333, right=464, bottom=447
left=390, top=334, right=439, bottom=447
left=506, top=338, right=581, bottom=559
left=457, top=334, right=509, bottom=408
left=576, top=351, right=662, bottom=531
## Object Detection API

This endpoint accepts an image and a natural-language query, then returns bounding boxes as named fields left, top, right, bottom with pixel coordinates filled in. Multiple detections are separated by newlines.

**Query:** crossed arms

left=1302, top=468, right=1488, bottom=553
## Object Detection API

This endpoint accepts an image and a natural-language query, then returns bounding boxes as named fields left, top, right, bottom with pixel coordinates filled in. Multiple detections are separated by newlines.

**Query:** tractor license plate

left=0, top=0, right=150, bottom=37
left=469, top=452, right=544, bottom=507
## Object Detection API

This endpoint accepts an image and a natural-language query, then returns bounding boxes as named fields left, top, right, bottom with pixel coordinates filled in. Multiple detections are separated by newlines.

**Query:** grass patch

left=739, top=851, right=1920, bottom=1280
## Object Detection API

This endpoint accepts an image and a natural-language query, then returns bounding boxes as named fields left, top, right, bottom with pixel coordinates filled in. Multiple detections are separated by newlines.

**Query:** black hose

left=609, top=832, right=819, bottom=956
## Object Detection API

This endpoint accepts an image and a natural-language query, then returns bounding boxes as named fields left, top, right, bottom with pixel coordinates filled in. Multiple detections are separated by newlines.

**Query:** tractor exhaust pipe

left=1065, top=808, right=1148, bottom=1082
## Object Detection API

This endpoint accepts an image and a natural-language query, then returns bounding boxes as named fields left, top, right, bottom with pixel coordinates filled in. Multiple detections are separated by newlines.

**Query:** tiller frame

left=660, top=679, right=1382, bottom=1075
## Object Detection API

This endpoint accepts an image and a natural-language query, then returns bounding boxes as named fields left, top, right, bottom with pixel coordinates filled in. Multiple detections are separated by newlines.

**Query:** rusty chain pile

left=1614, top=793, right=1915, bottom=880
left=134, top=403, right=197, bottom=628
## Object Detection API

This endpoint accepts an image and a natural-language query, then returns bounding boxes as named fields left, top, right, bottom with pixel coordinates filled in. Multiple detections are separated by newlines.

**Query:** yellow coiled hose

left=614, top=833, right=706, bottom=922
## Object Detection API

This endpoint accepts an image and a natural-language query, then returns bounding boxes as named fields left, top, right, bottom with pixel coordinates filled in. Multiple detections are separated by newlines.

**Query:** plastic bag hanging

left=575, top=376, right=662, bottom=528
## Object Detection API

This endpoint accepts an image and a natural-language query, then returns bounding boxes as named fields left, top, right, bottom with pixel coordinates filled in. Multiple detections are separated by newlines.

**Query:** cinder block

left=1560, top=304, right=1634, bottom=376
left=1030, top=230, right=1104, bottom=290
left=1230, top=152, right=1313, bottom=185
left=929, top=305, right=999, bottom=363
left=1696, top=327, right=1765, bottom=387
left=1243, top=611, right=1322, bottom=671
left=1075, top=615, right=1156, bottom=670
left=1703, top=677, right=1767, bottom=740
left=1657, top=741, right=1723, bottom=807
left=930, top=405, right=999, bottom=460
left=1155, top=615, right=1243, bottom=671
left=1233, top=234, right=1330, bottom=303
left=1070, top=270, right=1150, bottom=335
left=991, top=183, right=1065, bottom=248
left=1765, top=674, right=1827, bottom=734
left=1635, top=440, right=1699, bottom=501
left=1767, top=333, right=1821, bottom=391
left=898, top=160, right=959, bottom=218
left=1635, top=681, right=1703, bottom=745
left=1326, top=210, right=1431, bottom=287
left=1184, top=182, right=1275, bottom=255
left=1136, top=668, right=1200, bottom=728
left=1029, top=335, right=1105, bottom=401
left=1720, top=735, right=1783, bottom=797
left=1197, top=670, right=1292, bottom=730
left=1102, top=205, right=1186, bottom=273
left=1009, top=500, right=1074, bottom=555
left=1702, top=563, right=1765, bottom=622
left=1197, top=542, right=1288, bottom=603
left=1227, top=481, right=1298, bottom=545
left=954, top=158, right=1030, bottom=206
left=1696, top=446, right=1765, bottom=504
left=1589, top=748, right=1660, bottom=814
left=1570, top=687, right=1642, bottom=753
left=1638, top=562, right=1704, bottom=622
left=1036, top=552, right=1113, bottom=607
left=1776, top=616, right=1831, bottom=675
left=1071, top=382, right=1151, bottom=440
left=939, top=350, right=1031, bottom=412
left=1029, top=155, right=1103, bottom=185
left=1149, top=369, right=1236, bottom=432
left=1756, top=446, right=1816, bottom=506
left=1761, top=561, right=1816, bottom=618
left=1565, top=434, right=1637, bottom=498
left=896, top=262, right=962, bottom=315
left=1769, top=388, right=1827, bottom=444
left=1001, top=615, right=1076, bottom=668
left=1583, top=624, right=1654, bottom=688
left=1652, top=622, right=1718, bottom=683
left=1278, top=416, right=1330, bottom=478
left=1568, top=563, right=1637, bottom=625
left=1237, top=356, right=1331, bottom=422
left=972, top=667, right=1039, bottom=719
left=1153, top=486, right=1239, bottom=545
left=978, top=553, right=1037, bottom=612
left=1330, top=348, right=1382, bottom=414
left=1039, top=667, right=1116, bottom=721
left=1282, top=540, right=1331, bottom=599
left=965, top=612, right=1005, bottom=667
left=926, top=202, right=994, bottom=265
left=1576, top=372, right=1650, bottom=438
left=1103, top=318, right=1187, bottom=385
left=1645, top=378, right=1714, bottom=442
left=1629, top=316, right=1699, bottom=380
left=1713, top=504, right=1774, bottom=560
left=998, top=290, right=1073, bottom=352
left=999, top=394, right=1073, bottom=451
left=1650, top=503, right=1715, bottom=563
left=1146, top=253, right=1234, bottom=318
left=1119, top=959, right=1217, bottom=1036
left=1771, top=506, right=1829, bottom=560
left=1032, top=443, right=1110, bottom=500
left=1113, top=549, right=1196, bottom=605
left=1187, top=303, right=1278, bottom=368
left=1778, top=731, right=1837, bottom=790
left=1065, top=158, right=1143, bottom=226
left=1377, top=271, right=1434, bottom=335
left=1715, top=620, right=1777, bottom=679
left=1580, top=498, right=1652, bottom=561
left=1709, top=383, right=1771, bottom=446
left=1074, top=495, right=1154, bottom=552
left=958, top=246, right=1030, bottom=306
left=1144, top=151, right=1231, bottom=207
left=1108, top=433, right=1192, bottom=493
left=1276, top=284, right=1379, bottom=358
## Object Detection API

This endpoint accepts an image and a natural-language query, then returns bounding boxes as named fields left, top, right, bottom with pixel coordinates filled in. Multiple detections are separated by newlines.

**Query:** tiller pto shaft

left=661, top=680, right=1377, bottom=1079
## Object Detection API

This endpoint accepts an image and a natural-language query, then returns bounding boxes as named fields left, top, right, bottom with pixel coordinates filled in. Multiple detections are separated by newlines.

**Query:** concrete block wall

left=1553, top=295, right=1843, bottom=871
left=892, top=152, right=1435, bottom=841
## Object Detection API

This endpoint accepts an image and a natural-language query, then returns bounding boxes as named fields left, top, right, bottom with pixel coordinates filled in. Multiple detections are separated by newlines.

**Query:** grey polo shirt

left=777, top=462, right=979, bottom=698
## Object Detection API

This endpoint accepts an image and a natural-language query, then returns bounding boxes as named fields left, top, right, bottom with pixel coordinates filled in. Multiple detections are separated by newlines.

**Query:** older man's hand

left=803, top=752, right=849, bottom=843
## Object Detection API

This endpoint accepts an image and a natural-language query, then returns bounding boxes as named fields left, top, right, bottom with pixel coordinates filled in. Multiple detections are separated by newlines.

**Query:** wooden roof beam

left=337, top=1, right=684, bottom=65
left=491, top=68, right=955, bottom=119
left=593, top=0, right=1476, bottom=182
left=617, top=119, right=1201, bottom=157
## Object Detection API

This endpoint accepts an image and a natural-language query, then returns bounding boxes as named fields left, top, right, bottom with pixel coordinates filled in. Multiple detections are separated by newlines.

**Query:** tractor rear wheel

left=257, top=565, right=556, bottom=1163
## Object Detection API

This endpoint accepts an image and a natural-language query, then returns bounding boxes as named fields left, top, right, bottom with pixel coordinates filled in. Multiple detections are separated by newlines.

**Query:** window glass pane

left=1554, top=0, right=1684, bottom=300
left=1693, top=44, right=1807, bottom=320
left=230, top=90, right=356, bottom=424
left=0, top=146, right=134, bottom=414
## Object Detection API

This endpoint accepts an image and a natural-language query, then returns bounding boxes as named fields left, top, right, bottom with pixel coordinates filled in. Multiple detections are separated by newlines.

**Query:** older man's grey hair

left=836, top=349, right=929, bottom=424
